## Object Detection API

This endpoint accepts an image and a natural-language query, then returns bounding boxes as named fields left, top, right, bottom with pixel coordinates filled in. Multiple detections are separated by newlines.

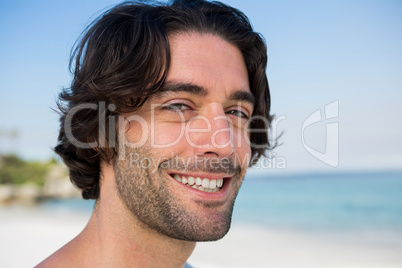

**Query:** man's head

left=55, top=0, right=272, bottom=241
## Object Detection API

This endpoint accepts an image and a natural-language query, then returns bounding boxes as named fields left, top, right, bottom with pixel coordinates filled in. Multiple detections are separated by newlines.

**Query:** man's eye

left=227, top=109, right=249, bottom=119
left=163, top=103, right=192, bottom=111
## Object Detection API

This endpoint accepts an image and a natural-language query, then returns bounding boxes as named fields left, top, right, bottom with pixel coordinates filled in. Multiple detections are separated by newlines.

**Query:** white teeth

left=209, top=179, right=217, bottom=189
left=174, top=174, right=182, bottom=182
left=202, top=178, right=210, bottom=188
left=196, top=177, right=202, bottom=186
left=188, top=176, right=195, bottom=186
left=172, top=174, right=223, bottom=193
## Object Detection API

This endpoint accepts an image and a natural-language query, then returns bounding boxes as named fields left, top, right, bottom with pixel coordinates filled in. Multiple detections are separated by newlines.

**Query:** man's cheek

left=150, top=124, right=185, bottom=149
left=117, top=116, right=149, bottom=158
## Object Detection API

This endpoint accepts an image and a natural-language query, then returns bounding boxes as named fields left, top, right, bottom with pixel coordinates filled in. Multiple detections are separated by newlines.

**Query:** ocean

left=42, top=171, right=402, bottom=239
left=234, top=171, right=402, bottom=233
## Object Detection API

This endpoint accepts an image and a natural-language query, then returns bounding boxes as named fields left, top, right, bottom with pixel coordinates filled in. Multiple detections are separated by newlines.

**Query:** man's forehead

left=166, top=33, right=249, bottom=83
left=155, top=81, right=208, bottom=97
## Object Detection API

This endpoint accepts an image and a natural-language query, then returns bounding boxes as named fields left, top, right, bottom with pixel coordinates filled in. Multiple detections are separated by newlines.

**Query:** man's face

left=114, top=32, right=253, bottom=241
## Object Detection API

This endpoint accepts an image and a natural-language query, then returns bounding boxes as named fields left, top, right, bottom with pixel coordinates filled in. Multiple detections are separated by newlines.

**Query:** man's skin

left=37, top=32, right=253, bottom=268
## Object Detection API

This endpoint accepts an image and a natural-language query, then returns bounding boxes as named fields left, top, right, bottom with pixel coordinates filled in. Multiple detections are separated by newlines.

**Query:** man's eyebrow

left=154, top=81, right=255, bottom=107
left=154, top=82, right=208, bottom=98
left=229, top=90, right=255, bottom=107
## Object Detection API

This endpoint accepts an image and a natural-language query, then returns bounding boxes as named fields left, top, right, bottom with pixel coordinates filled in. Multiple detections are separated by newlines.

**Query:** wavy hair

left=55, top=0, right=273, bottom=199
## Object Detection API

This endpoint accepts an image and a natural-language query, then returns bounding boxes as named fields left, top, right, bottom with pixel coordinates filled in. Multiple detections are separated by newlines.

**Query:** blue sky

left=0, top=0, right=401, bottom=173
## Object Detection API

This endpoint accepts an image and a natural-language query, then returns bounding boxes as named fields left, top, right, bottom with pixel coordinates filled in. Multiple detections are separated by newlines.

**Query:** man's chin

left=167, top=224, right=231, bottom=242
left=155, top=210, right=234, bottom=242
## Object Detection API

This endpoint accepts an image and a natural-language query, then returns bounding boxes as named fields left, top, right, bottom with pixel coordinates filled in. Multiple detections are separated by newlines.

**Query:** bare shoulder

left=35, top=237, right=85, bottom=268
left=35, top=252, right=63, bottom=268
left=35, top=248, right=71, bottom=268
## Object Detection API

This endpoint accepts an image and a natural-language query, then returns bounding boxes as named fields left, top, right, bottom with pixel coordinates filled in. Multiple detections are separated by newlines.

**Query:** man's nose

left=186, top=104, right=235, bottom=158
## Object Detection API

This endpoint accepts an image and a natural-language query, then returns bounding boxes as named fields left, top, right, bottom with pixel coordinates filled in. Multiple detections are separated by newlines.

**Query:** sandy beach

left=1, top=205, right=401, bottom=268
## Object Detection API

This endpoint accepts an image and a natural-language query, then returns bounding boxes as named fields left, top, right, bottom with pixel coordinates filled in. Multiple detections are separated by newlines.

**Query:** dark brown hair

left=55, top=0, right=273, bottom=199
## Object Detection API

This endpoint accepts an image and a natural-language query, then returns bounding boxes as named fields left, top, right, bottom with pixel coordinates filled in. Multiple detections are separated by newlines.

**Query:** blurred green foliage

left=0, top=154, right=57, bottom=186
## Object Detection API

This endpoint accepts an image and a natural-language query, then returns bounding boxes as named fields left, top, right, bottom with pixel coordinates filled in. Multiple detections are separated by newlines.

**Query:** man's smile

left=173, top=174, right=223, bottom=192
left=167, top=171, right=234, bottom=197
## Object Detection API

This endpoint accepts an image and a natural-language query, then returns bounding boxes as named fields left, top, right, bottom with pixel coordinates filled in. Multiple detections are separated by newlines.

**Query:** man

left=38, top=0, right=272, bottom=267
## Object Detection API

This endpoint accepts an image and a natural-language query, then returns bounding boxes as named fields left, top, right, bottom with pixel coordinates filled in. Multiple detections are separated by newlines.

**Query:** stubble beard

left=113, top=146, right=245, bottom=242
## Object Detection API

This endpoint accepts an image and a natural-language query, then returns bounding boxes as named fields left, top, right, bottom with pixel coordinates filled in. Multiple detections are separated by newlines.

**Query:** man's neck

left=82, top=174, right=196, bottom=267
left=37, top=168, right=195, bottom=268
